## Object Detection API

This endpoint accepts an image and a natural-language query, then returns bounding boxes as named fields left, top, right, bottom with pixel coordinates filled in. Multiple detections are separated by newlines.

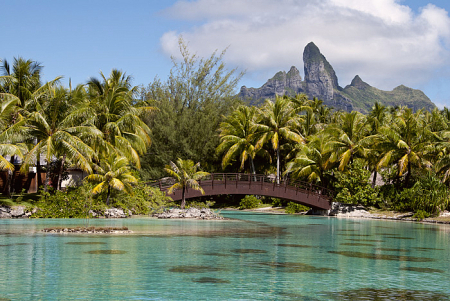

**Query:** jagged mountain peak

left=349, top=75, right=371, bottom=89
left=238, top=43, right=435, bottom=113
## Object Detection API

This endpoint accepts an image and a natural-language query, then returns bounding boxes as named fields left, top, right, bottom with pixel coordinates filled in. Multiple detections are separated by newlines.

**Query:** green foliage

left=405, top=173, right=449, bottom=215
left=413, top=210, right=430, bottom=221
left=140, top=37, right=243, bottom=179
left=285, top=202, right=310, bottom=214
left=239, top=195, right=261, bottom=209
left=270, top=197, right=288, bottom=207
left=380, top=173, right=450, bottom=215
left=32, top=184, right=102, bottom=218
left=185, top=200, right=216, bottom=209
left=113, top=183, right=171, bottom=215
left=334, top=160, right=380, bottom=207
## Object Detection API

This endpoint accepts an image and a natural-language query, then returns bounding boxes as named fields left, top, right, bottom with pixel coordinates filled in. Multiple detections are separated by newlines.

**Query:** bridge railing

left=147, top=173, right=334, bottom=200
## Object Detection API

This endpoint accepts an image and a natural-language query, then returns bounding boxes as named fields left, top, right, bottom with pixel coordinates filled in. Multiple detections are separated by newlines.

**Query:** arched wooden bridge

left=148, top=173, right=333, bottom=210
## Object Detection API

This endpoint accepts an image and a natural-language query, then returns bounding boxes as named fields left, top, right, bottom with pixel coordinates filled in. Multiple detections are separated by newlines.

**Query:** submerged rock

left=153, top=208, right=224, bottom=220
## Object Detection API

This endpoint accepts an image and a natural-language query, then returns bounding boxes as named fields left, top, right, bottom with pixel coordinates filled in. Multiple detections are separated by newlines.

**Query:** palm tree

left=0, top=57, right=42, bottom=106
left=1, top=57, right=63, bottom=191
left=326, top=111, right=371, bottom=171
left=21, top=85, right=101, bottom=191
left=284, top=134, right=333, bottom=185
left=376, top=108, right=434, bottom=187
left=72, top=69, right=154, bottom=169
left=164, top=158, right=210, bottom=209
left=217, top=105, right=268, bottom=174
left=85, top=154, right=137, bottom=205
left=256, top=96, right=304, bottom=183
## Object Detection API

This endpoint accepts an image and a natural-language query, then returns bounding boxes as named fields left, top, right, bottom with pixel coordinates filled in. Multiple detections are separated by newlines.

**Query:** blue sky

left=2, top=0, right=450, bottom=107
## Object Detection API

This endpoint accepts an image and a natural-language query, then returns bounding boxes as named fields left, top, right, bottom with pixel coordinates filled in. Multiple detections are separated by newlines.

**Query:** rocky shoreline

left=2, top=203, right=450, bottom=225
left=316, top=202, right=450, bottom=224
left=0, top=206, right=134, bottom=219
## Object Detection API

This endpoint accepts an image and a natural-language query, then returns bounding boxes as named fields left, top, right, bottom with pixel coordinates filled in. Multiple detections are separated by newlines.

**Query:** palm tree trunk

left=43, top=168, right=50, bottom=193
left=372, top=170, right=378, bottom=188
left=106, top=186, right=111, bottom=205
left=405, top=161, right=411, bottom=188
left=250, top=156, right=257, bottom=182
left=36, top=142, right=42, bottom=189
left=9, top=156, right=15, bottom=194
left=57, top=154, right=66, bottom=191
left=276, top=145, right=280, bottom=184
left=4, top=169, right=12, bottom=198
left=181, top=186, right=186, bottom=209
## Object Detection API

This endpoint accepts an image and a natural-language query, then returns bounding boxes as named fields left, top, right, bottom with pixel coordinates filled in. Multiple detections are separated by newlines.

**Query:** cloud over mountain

left=160, top=0, right=450, bottom=92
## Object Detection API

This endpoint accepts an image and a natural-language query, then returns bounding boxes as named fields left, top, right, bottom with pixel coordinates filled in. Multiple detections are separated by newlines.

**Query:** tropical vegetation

left=1, top=39, right=450, bottom=218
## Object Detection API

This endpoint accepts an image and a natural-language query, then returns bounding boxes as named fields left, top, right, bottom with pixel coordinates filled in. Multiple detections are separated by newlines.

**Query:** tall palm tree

left=256, top=96, right=304, bottom=183
left=21, top=85, right=101, bottom=191
left=0, top=57, right=42, bottom=106
left=217, top=105, right=268, bottom=174
left=1, top=57, right=62, bottom=191
left=376, top=108, right=434, bottom=187
left=164, top=158, right=210, bottom=209
left=72, top=69, right=154, bottom=169
left=85, top=154, right=137, bottom=205
left=326, top=111, right=371, bottom=171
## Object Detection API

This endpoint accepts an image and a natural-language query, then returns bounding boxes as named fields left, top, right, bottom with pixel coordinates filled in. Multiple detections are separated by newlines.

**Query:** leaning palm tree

left=255, top=96, right=304, bottom=183
left=85, top=154, right=138, bottom=205
left=164, top=158, right=210, bottom=209
left=217, top=105, right=268, bottom=174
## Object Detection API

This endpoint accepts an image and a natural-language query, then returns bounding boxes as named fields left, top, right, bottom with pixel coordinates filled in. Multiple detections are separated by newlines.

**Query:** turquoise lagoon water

left=0, top=211, right=449, bottom=300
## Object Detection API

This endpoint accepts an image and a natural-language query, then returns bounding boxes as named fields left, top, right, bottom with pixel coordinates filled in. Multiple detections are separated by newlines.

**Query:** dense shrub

left=333, top=160, right=380, bottom=207
left=114, top=183, right=172, bottom=215
left=32, top=184, right=103, bottom=218
left=285, top=202, right=310, bottom=214
left=239, top=195, right=261, bottom=209
left=185, top=200, right=216, bottom=209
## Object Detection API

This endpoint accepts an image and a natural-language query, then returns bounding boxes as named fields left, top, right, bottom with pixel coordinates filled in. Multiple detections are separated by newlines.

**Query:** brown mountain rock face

left=239, top=42, right=435, bottom=113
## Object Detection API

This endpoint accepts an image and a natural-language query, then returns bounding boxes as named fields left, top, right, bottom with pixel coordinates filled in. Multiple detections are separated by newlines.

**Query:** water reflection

left=329, top=251, right=434, bottom=262
left=400, top=267, right=445, bottom=273
left=84, top=250, right=127, bottom=254
left=259, top=262, right=337, bottom=273
left=192, top=277, right=230, bottom=283
left=326, top=288, right=449, bottom=300
left=169, top=266, right=224, bottom=273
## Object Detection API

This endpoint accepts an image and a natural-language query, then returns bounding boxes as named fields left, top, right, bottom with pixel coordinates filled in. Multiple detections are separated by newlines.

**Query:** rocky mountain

left=239, top=42, right=435, bottom=113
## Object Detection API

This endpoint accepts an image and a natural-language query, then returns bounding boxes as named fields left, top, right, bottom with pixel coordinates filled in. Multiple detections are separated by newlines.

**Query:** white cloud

left=160, top=0, right=450, bottom=92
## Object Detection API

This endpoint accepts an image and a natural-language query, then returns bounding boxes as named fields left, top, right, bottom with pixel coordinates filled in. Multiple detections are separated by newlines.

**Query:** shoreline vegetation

left=1, top=38, right=450, bottom=222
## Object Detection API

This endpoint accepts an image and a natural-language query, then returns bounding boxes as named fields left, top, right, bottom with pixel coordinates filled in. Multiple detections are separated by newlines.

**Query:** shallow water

left=0, top=211, right=449, bottom=300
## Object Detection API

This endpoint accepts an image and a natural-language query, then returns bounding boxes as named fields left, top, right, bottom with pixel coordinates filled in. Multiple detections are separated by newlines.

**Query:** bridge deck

left=148, top=173, right=333, bottom=210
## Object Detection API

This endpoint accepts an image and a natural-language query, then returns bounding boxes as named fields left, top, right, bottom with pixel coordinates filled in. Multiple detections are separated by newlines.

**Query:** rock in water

left=153, top=208, right=224, bottom=220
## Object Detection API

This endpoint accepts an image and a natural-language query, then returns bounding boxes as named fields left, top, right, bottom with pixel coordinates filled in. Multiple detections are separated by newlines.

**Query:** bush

left=185, top=200, right=216, bottom=209
left=271, top=198, right=289, bottom=207
left=32, top=184, right=103, bottom=218
left=333, top=160, right=381, bottom=207
left=413, top=210, right=430, bottom=221
left=239, top=195, right=261, bottom=209
left=285, top=202, right=310, bottom=214
left=114, top=183, right=171, bottom=215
